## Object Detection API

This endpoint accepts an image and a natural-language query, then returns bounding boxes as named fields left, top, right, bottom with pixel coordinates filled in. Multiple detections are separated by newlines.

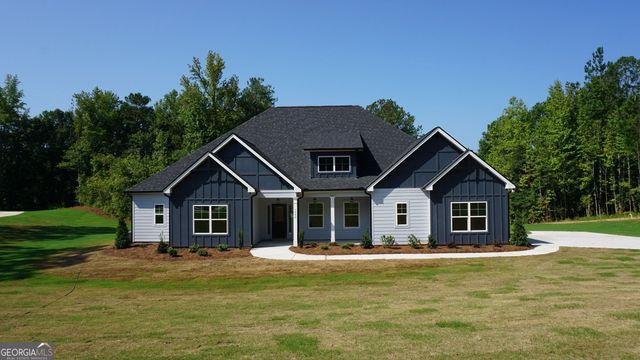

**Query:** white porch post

left=292, top=197, right=299, bottom=247
left=330, top=196, right=336, bottom=243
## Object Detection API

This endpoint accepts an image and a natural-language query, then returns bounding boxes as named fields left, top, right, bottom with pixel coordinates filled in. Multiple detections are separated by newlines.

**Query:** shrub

left=217, top=243, right=229, bottom=252
left=427, top=234, right=437, bottom=249
left=238, top=229, right=244, bottom=249
left=298, top=230, right=305, bottom=248
left=361, top=231, right=373, bottom=249
left=320, top=245, right=329, bottom=250
left=510, top=217, right=529, bottom=246
left=345, top=242, right=355, bottom=247
left=329, top=241, right=339, bottom=246
left=188, top=242, right=200, bottom=253
left=168, top=247, right=178, bottom=257
left=197, top=248, right=208, bottom=257
left=341, top=243, right=351, bottom=249
left=156, top=237, right=169, bottom=254
left=447, top=240, right=456, bottom=248
left=408, top=234, right=421, bottom=249
left=114, top=217, right=131, bottom=249
left=307, top=241, right=318, bottom=248
left=381, top=235, right=396, bottom=247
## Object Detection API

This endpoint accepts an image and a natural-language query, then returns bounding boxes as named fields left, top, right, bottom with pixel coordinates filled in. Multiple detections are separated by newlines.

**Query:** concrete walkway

left=0, top=211, right=23, bottom=218
left=250, top=231, right=640, bottom=261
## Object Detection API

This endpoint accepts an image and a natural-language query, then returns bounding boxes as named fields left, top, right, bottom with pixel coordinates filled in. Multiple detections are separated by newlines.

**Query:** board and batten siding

left=429, top=156, right=509, bottom=245
left=132, top=193, right=170, bottom=242
left=371, top=188, right=430, bottom=245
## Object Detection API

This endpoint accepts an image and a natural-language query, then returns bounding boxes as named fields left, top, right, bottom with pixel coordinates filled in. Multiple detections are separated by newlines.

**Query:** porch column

left=292, top=197, right=298, bottom=247
left=330, top=196, right=336, bottom=243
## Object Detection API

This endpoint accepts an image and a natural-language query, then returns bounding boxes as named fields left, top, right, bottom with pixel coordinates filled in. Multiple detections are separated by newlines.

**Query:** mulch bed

left=103, top=244, right=252, bottom=261
left=289, top=243, right=532, bottom=255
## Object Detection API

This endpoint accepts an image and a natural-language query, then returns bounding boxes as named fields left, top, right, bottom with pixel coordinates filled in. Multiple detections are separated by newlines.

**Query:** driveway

left=528, top=231, right=640, bottom=250
left=0, top=211, right=23, bottom=218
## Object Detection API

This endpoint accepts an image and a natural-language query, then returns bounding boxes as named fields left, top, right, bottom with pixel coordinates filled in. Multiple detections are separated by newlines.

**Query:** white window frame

left=343, top=201, right=360, bottom=229
left=395, top=202, right=408, bottom=227
left=317, top=155, right=351, bottom=173
left=450, top=201, right=488, bottom=233
left=308, top=202, right=324, bottom=229
left=154, top=204, right=164, bottom=225
left=192, top=204, right=229, bottom=235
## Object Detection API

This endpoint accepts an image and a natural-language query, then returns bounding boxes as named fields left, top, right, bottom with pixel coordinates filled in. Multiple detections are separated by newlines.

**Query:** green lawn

left=526, top=218, right=640, bottom=237
left=1, top=209, right=640, bottom=359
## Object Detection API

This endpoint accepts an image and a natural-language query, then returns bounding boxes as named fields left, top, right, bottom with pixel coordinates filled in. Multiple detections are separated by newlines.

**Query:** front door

left=271, top=204, right=287, bottom=239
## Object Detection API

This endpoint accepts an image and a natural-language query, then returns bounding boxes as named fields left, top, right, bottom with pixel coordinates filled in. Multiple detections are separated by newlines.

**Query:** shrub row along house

left=128, top=106, right=515, bottom=247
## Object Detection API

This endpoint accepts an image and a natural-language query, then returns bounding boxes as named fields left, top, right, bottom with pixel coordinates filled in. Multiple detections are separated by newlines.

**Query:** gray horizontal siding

left=371, top=188, right=430, bottom=244
left=132, top=193, right=170, bottom=242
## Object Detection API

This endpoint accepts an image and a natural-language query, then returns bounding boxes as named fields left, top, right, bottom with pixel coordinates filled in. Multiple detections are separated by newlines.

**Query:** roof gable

left=423, top=151, right=515, bottom=191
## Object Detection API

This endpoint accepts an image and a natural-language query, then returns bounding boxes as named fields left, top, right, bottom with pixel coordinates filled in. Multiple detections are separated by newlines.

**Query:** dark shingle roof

left=128, top=105, right=416, bottom=192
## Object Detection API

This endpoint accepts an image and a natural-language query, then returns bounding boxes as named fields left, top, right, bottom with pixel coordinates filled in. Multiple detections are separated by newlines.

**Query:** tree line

left=0, top=50, right=421, bottom=217
left=479, top=48, right=640, bottom=222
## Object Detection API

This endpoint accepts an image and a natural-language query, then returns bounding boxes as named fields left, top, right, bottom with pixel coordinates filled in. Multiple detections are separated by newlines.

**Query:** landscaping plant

left=156, top=235, right=169, bottom=254
left=407, top=234, right=421, bottom=249
left=238, top=229, right=244, bottom=248
left=329, top=241, right=339, bottom=246
left=217, top=243, right=229, bottom=252
left=381, top=235, right=396, bottom=247
left=168, top=247, right=178, bottom=257
left=197, top=248, right=208, bottom=257
left=360, top=231, right=373, bottom=249
left=298, top=230, right=305, bottom=248
left=320, top=245, right=329, bottom=250
left=114, top=216, right=130, bottom=249
left=341, top=243, right=351, bottom=249
left=188, top=242, right=200, bottom=253
left=510, top=217, right=529, bottom=246
left=427, top=234, right=437, bottom=249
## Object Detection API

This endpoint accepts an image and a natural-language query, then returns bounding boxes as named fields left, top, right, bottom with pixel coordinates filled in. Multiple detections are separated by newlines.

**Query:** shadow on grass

left=0, top=225, right=114, bottom=281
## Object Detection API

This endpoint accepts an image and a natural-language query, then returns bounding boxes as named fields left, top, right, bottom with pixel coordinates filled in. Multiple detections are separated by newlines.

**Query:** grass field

left=526, top=217, right=640, bottom=237
left=1, top=209, right=640, bottom=359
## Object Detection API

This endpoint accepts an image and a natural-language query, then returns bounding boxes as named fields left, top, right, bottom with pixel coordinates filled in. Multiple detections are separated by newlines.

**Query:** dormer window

left=318, top=155, right=351, bottom=173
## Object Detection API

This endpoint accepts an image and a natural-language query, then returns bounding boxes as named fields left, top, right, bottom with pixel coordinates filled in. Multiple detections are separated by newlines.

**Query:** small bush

left=156, top=238, right=169, bottom=254
left=238, top=229, right=244, bottom=249
left=114, top=217, right=131, bottom=249
left=510, top=217, right=529, bottom=246
left=298, top=230, right=305, bottom=248
left=345, top=242, right=355, bottom=247
left=188, top=242, right=200, bottom=253
left=361, top=231, right=373, bottom=249
left=329, top=242, right=339, bottom=246
left=217, top=243, right=229, bottom=252
left=447, top=240, right=456, bottom=248
left=168, top=247, right=178, bottom=257
left=408, top=234, right=421, bottom=249
left=307, top=241, right=318, bottom=248
left=427, top=234, right=437, bottom=249
left=341, top=243, right=351, bottom=249
left=381, top=235, right=396, bottom=247
left=197, top=248, right=208, bottom=257
left=320, top=245, right=329, bottom=250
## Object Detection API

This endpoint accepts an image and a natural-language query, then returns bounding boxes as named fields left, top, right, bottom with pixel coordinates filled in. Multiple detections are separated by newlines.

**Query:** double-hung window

left=154, top=204, right=164, bottom=225
left=317, top=156, right=351, bottom=173
left=343, top=202, right=359, bottom=228
left=451, top=202, right=487, bottom=232
left=308, top=203, right=324, bottom=228
left=396, top=202, right=408, bottom=226
left=193, top=205, right=228, bottom=235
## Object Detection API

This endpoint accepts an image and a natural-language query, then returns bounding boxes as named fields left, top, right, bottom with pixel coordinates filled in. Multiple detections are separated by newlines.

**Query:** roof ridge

left=272, top=105, right=361, bottom=109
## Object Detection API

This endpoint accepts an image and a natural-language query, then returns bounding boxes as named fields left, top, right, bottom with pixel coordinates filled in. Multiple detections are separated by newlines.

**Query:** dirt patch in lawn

left=103, top=244, right=251, bottom=261
left=289, top=243, right=532, bottom=255
left=72, top=206, right=116, bottom=220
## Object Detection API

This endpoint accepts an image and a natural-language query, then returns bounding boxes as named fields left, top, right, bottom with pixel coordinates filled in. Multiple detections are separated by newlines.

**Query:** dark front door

left=271, top=204, right=287, bottom=239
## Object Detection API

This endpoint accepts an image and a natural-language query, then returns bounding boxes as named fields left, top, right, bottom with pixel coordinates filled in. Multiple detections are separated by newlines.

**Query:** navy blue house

left=128, top=106, right=515, bottom=247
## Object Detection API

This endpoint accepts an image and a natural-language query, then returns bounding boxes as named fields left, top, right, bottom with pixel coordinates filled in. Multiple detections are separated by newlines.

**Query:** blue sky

left=2, top=0, right=639, bottom=148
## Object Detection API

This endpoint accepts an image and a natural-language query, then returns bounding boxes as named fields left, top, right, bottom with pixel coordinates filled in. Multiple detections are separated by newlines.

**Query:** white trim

left=163, top=153, right=256, bottom=195
left=258, top=190, right=299, bottom=199
left=193, top=204, right=229, bottom=235
left=212, top=134, right=301, bottom=192
left=367, top=128, right=467, bottom=192
left=343, top=200, right=360, bottom=229
left=308, top=202, right=324, bottom=229
left=153, top=204, right=165, bottom=225
left=304, top=190, right=368, bottom=198
left=292, top=197, right=299, bottom=247
left=330, top=196, right=336, bottom=243
left=450, top=201, right=488, bottom=233
left=317, top=155, right=351, bottom=173
left=395, top=202, right=409, bottom=227
left=424, top=151, right=515, bottom=191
